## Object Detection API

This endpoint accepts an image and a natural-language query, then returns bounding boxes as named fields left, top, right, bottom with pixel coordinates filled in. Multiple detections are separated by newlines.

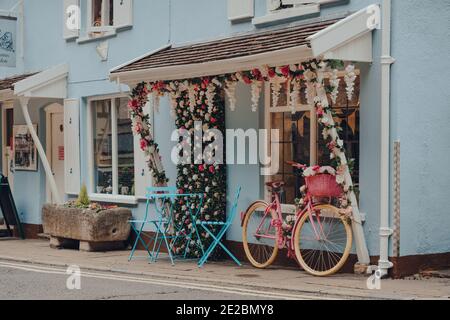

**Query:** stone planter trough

left=42, top=204, right=132, bottom=252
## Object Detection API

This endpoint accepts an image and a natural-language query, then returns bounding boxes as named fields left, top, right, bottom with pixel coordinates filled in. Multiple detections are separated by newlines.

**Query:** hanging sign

left=0, top=16, right=17, bottom=67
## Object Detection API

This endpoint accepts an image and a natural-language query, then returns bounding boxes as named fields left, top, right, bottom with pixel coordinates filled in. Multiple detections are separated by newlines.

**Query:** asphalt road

left=0, top=261, right=314, bottom=300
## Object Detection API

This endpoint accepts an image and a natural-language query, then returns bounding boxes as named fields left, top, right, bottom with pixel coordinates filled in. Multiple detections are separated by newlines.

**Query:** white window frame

left=87, top=0, right=115, bottom=34
left=254, top=0, right=340, bottom=26
left=87, top=93, right=138, bottom=205
left=263, top=80, right=317, bottom=213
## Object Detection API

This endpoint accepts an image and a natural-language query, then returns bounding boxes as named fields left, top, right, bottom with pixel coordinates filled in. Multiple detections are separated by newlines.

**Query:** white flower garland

left=344, top=64, right=357, bottom=101
left=290, top=78, right=301, bottom=114
left=224, top=79, right=238, bottom=111
left=250, top=80, right=263, bottom=112
left=330, top=69, right=341, bottom=105
left=270, top=76, right=283, bottom=108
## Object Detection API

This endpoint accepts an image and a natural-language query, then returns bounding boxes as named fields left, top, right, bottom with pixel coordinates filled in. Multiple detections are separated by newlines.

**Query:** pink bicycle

left=242, top=162, right=353, bottom=276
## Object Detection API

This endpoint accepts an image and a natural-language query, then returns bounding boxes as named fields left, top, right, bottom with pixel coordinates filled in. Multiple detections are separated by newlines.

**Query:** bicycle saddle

left=265, top=181, right=285, bottom=189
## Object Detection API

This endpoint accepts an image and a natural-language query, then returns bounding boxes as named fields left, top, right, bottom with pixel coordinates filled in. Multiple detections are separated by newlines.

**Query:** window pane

left=92, top=0, right=103, bottom=26
left=270, top=111, right=311, bottom=204
left=6, top=109, right=13, bottom=147
left=93, top=100, right=112, bottom=194
left=116, top=98, right=134, bottom=196
left=109, top=0, right=114, bottom=26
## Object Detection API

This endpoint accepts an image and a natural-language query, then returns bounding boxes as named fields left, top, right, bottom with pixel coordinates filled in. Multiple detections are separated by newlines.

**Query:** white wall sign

left=0, top=16, right=17, bottom=67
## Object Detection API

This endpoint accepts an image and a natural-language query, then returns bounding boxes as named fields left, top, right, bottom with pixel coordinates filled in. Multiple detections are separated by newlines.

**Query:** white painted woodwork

left=63, top=99, right=81, bottom=195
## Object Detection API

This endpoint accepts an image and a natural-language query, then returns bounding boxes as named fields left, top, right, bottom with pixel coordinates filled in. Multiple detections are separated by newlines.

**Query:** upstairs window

left=91, top=0, right=114, bottom=29
left=63, top=0, right=133, bottom=40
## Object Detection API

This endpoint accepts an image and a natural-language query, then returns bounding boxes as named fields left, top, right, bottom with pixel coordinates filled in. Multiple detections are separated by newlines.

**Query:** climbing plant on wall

left=171, top=80, right=227, bottom=258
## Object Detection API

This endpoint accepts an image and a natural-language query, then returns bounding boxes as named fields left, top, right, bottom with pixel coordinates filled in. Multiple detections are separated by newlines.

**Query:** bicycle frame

left=255, top=189, right=324, bottom=254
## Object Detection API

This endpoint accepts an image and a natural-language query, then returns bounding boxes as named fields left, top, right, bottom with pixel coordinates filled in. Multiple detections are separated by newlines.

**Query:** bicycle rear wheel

left=242, top=201, right=279, bottom=268
left=294, top=204, right=352, bottom=276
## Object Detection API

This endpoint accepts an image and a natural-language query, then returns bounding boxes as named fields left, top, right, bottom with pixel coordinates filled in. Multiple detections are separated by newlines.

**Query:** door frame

left=1, top=100, right=14, bottom=180
left=45, top=103, right=64, bottom=203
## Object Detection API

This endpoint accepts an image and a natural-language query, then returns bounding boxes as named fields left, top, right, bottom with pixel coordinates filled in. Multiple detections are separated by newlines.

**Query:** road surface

left=0, top=261, right=319, bottom=300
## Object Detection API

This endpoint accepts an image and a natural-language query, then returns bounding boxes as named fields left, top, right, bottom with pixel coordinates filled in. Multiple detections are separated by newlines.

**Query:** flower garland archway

left=128, top=59, right=361, bottom=257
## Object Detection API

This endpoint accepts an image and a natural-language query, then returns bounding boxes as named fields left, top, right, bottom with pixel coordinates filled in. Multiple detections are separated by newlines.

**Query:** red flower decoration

left=316, top=107, right=324, bottom=116
left=140, top=139, right=148, bottom=151
left=128, top=99, right=139, bottom=110
left=199, top=164, right=205, bottom=172
left=281, top=66, right=290, bottom=77
left=268, top=68, right=276, bottom=78
left=209, top=166, right=215, bottom=174
left=210, top=117, right=217, bottom=124
left=242, top=76, right=252, bottom=85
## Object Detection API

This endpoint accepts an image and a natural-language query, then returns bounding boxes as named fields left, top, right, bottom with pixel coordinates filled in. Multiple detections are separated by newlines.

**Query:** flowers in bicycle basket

left=294, top=165, right=353, bottom=216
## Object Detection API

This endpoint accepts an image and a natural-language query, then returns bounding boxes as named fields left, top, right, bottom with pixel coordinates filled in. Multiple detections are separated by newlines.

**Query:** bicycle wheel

left=242, top=201, right=279, bottom=268
left=294, top=204, right=352, bottom=276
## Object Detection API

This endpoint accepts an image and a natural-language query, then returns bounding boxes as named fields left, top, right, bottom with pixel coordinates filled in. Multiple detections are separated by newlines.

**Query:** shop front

left=109, top=6, right=385, bottom=274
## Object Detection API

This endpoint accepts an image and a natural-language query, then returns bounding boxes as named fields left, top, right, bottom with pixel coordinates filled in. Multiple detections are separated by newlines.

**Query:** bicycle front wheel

left=242, top=201, right=279, bottom=268
left=294, top=204, right=352, bottom=276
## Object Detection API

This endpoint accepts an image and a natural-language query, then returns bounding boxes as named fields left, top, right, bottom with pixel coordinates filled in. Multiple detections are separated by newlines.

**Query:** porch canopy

left=110, top=7, right=374, bottom=85
left=109, top=6, right=377, bottom=266
left=0, top=64, right=69, bottom=204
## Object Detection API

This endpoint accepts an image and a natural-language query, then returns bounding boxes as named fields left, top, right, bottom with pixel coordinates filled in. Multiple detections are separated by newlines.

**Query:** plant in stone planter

left=42, top=185, right=132, bottom=252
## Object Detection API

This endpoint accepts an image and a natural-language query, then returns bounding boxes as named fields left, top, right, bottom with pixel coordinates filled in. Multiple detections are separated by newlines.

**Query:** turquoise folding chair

left=198, top=186, right=242, bottom=267
left=128, top=186, right=177, bottom=263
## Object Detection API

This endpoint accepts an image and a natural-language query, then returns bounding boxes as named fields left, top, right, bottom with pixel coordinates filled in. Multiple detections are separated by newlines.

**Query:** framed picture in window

left=13, top=124, right=38, bottom=172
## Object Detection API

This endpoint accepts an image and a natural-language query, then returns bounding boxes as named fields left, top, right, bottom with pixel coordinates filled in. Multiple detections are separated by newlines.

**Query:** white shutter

left=267, top=0, right=282, bottom=11
left=134, top=101, right=152, bottom=198
left=64, top=99, right=81, bottom=194
left=228, top=0, right=254, bottom=22
left=63, top=0, right=80, bottom=39
left=113, top=0, right=133, bottom=27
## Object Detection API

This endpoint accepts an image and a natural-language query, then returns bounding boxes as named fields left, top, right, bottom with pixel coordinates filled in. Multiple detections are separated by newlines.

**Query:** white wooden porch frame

left=13, top=64, right=70, bottom=205
left=109, top=5, right=378, bottom=266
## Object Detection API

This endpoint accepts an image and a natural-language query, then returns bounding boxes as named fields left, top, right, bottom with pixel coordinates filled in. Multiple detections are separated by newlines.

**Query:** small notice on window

left=58, top=146, right=64, bottom=161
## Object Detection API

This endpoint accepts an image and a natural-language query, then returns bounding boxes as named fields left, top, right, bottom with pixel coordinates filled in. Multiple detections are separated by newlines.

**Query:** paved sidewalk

left=0, top=240, right=449, bottom=300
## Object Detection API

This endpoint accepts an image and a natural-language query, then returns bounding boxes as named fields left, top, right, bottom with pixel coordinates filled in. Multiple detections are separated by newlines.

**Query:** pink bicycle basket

left=305, top=174, right=343, bottom=198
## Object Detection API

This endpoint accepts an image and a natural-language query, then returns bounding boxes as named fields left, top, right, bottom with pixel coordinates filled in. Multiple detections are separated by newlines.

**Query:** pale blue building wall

left=0, top=0, right=448, bottom=258
left=390, top=0, right=450, bottom=256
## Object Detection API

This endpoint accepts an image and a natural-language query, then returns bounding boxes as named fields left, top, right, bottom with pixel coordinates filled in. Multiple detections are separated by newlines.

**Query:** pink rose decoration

left=140, top=139, right=148, bottom=151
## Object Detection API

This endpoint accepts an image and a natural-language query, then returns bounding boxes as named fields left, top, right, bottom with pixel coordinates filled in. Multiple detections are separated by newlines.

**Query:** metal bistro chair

left=128, top=186, right=177, bottom=264
left=198, top=186, right=242, bottom=268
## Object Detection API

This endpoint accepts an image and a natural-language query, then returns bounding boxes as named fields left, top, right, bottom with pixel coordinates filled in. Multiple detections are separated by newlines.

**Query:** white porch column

left=19, top=97, right=62, bottom=204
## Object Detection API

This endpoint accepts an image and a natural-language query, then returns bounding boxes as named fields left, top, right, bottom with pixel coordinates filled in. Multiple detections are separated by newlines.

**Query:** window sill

left=76, top=31, right=117, bottom=44
left=252, top=5, right=320, bottom=27
left=88, top=194, right=138, bottom=205
left=74, top=25, right=132, bottom=44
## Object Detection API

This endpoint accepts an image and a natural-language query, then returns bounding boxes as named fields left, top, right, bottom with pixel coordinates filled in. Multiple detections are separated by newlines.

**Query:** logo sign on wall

left=0, top=16, right=17, bottom=68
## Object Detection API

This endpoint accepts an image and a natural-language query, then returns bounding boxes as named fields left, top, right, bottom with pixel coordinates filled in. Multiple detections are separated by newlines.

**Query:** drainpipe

left=379, top=0, right=395, bottom=276
left=19, top=97, right=62, bottom=204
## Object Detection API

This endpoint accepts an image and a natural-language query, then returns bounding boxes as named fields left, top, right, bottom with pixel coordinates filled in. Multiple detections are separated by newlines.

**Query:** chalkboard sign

left=0, top=174, right=24, bottom=239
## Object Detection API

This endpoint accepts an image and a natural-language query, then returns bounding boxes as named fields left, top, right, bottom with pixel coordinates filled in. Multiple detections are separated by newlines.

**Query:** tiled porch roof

left=111, top=17, right=343, bottom=75
left=0, top=73, right=38, bottom=91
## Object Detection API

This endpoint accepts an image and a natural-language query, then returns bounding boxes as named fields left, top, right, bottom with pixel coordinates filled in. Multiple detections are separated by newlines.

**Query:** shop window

left=91, top=97, right=135, bottom=196
left=265, top=74, right=360, bottom=206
